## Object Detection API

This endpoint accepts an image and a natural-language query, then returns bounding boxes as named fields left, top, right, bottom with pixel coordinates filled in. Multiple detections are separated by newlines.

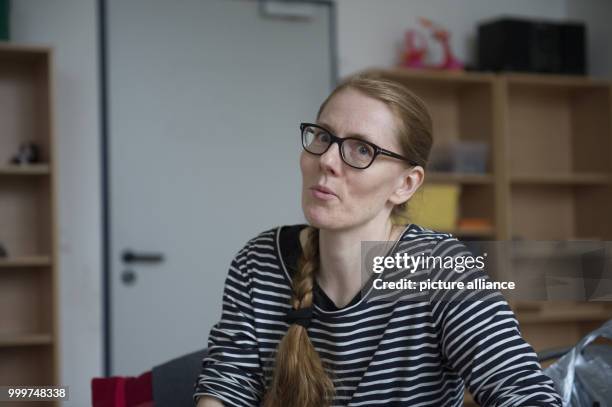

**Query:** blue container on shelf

left=429, top=140, right=489, bottom=173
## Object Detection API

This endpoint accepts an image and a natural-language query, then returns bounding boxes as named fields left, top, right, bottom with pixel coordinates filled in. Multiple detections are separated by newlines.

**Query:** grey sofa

left=152, top=348, right=208, bottom=407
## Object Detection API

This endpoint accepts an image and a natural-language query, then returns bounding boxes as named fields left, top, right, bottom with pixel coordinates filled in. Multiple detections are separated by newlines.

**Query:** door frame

left=97, top=0, right=338, bottom=377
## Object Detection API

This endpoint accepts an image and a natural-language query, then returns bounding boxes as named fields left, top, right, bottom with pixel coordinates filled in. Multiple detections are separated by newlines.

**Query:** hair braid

left=263, top=226, right=335, bottom=407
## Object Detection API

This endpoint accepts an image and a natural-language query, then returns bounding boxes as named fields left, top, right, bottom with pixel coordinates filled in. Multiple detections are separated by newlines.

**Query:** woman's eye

left=318, top=133, right=331, bottom=143
left=357, top=144, right=372, bottom=156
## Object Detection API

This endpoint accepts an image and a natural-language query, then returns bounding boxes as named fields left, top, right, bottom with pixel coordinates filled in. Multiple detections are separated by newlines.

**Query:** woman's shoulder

left=235, top=223, right=307, bottom=264
left=395, top=223, right=472, bottom=260
left=398, top=223, right=457, bottom=244
left=225, top=226, right=295, bottom=302
left=242, top=224, right=307, bottom=247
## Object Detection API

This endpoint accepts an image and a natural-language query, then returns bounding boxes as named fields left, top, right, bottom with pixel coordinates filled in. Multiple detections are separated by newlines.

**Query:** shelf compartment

left=404, top=184, right=496, bottom=238
left=0, top=345, right=54, bottom=387
left=519, top=320, right=608, bottom=354
left=459, top=184, right=495, bottom=231
left=512, top=301, right=612, bottom=356
left=0, top=177, right=53, bottom=257
left=517, top=303, right=612, bottom=358
left=0, top=267, right=53, bottom=336
left=510, top=184, right=612, bottom=240
left=507, top=82, right=611, bottom=176
left=0, top=50, right=52, bottom=166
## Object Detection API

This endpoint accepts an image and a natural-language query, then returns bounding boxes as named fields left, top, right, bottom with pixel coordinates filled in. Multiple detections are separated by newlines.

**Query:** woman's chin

left=303, top=206, right=336, bottom=229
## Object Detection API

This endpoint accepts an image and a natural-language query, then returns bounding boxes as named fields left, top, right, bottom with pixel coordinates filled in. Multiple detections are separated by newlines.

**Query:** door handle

left=122, top=249, right=165, bottom=264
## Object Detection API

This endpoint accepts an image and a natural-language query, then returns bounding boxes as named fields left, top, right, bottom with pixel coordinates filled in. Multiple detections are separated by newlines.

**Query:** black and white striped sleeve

left=193, top=241, right=265, bottom=407
left=428, top=237, right=563, bottom=407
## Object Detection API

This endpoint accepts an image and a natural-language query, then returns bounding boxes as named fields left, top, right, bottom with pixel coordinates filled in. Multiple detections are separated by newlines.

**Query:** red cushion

left=91, top=371, right=153, bottom=407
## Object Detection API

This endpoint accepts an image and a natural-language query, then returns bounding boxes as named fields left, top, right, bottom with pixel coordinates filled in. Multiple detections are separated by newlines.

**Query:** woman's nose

left=319, top=142, right=342, bottom=174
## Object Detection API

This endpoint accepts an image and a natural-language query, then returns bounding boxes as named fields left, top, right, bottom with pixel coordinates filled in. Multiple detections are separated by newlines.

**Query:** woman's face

left=300, top=88, right=417, bottom=231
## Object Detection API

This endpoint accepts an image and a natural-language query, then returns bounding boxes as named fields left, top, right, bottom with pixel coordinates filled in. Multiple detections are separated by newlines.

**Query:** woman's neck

left=303, top=219, right=405, bottom=308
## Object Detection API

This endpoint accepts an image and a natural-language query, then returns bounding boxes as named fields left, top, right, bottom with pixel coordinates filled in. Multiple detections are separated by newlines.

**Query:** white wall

left=333, top=0, right=612, bottom=78
left=335, top=0, right=568, bottom=77
left=10, top=1, right=102, bottom=406
left=566, top=0, right=612, bottom=79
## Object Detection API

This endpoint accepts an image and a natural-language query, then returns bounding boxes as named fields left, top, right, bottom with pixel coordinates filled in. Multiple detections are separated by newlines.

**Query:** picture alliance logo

left=372, top=277, right=516, bottom=291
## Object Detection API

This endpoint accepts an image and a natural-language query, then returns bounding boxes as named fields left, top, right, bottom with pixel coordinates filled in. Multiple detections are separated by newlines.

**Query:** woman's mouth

left=310, top=186, right=337, bottom=200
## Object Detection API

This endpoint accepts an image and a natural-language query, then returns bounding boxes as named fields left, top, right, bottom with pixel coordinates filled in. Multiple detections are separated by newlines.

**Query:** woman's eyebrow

left=316, top=121, right=375, bottom=143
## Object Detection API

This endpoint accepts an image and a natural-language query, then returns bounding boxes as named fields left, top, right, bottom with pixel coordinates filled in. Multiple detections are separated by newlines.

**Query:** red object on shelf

left=400, top=17, right=464, bottom=71
left=457, top=218, right=492, bottom=232
left=401, top=29, right=428, bottom=69
left=91, top=371, right=153, bottom=407
left=420, top=17, right=463, bottom=71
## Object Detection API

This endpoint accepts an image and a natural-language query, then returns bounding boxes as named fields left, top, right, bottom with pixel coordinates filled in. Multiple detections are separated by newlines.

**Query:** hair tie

left=286, top=306, right=312, bottom=328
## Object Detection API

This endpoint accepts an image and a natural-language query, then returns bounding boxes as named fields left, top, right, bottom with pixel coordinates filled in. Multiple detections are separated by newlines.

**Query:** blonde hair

left=263, top=74, right=433, bottom=407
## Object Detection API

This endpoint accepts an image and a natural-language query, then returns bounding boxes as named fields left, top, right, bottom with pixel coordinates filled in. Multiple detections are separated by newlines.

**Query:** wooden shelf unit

left=0, top=43, right=58, bottom=398
left=365, top=68, right=612, bottom=240
left=365, top=68, right=612, bottom=405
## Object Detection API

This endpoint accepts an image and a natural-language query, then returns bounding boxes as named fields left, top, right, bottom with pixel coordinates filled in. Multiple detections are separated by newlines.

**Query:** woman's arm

left=193, top=241, right=265, bottom=406
left=428, top=237, right=562, bottom=406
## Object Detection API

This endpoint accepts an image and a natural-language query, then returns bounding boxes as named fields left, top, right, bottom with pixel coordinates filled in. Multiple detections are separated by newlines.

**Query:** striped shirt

left=193, top=224, right=562, bottom=406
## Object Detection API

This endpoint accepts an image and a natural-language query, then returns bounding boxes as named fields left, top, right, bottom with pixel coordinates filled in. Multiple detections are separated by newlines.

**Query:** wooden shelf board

left=366, top=69, right=611, bottom=88
left=438, top=228, right=495, bottom=238
left=511, top=173, right=611, bottom=185
left=0, top=164, right=51, bottom=176
left=455, top=229, right=495, bottom=238
left=0, top=256, right=52, bottom=268
left=0, top=333, right=53, bottom=348
left=504, top=72, right=610, bottom=88
left=0, top=42, right=52, bottom=55
left=362, top=67, right=496, bottom=84
left=518, top=311, right=612, bottom=324
left=427, top=172, right=494, bottom=184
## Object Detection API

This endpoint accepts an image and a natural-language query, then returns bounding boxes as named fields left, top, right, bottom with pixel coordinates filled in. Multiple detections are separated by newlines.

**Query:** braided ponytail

left=263, top=226, right=335, bottom=407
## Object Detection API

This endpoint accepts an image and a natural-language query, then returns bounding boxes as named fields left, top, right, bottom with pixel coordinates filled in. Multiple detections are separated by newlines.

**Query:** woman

left=194, top=75, right=562, bottom=406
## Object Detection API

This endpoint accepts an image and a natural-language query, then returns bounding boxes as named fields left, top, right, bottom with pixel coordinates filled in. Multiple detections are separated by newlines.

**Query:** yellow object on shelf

left=393, top=184, right=460, bottom=231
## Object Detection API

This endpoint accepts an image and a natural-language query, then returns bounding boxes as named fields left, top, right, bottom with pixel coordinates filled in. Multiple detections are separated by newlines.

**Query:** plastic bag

left=544, top=319, right=612, bottom=407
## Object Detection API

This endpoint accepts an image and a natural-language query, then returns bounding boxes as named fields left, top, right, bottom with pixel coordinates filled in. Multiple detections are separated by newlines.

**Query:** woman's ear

left=389, top=166, right=425, bottom=206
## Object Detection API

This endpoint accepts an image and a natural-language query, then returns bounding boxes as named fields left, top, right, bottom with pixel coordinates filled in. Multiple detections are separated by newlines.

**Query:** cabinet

left=0, top=43, right=58, bottom=406
left=365, top=68, right=612, bottom=404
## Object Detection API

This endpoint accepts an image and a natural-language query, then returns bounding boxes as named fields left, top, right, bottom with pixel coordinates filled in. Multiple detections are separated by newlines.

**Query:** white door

left=107, top=0, right=333, bottom=375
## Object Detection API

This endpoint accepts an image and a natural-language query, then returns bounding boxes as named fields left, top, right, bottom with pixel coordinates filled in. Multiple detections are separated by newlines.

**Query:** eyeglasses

left=300, top=122, right=418, bottom=170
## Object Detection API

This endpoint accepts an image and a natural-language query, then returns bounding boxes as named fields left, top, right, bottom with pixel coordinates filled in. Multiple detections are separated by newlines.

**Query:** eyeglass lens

left=302, top=125, right=375, bottom=168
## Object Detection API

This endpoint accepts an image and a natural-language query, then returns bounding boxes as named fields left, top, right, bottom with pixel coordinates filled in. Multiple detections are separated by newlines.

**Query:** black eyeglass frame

left=300, top=122, right=419, bottom=169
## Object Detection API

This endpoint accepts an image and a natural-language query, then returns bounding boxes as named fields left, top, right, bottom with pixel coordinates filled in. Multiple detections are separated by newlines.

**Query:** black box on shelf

left=477, top=17, right=586, bottom=75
